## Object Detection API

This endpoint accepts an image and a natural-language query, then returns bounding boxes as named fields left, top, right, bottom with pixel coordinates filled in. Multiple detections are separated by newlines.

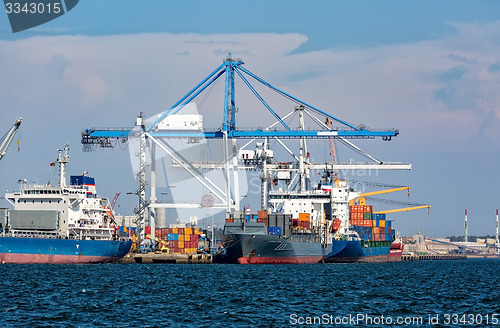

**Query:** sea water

left=0, top=259, right=499, bottom=327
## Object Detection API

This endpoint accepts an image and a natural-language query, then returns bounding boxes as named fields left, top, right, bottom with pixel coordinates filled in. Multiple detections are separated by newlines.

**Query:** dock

left=129, top=253, right=213, bottom=264
left=401, top=254, right=467, bottom=261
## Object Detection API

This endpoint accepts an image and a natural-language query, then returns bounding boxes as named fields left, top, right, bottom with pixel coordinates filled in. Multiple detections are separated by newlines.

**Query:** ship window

left=24, top=200, right=26, bottom=203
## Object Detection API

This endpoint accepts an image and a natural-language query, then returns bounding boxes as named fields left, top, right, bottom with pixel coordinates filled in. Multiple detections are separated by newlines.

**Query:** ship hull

left=219, top=233, right=327, bottom=264
left=324, top=240, right=393, bottom=263
left=0, top=236, right=132, bottom=264
left=388, top=242, right=403, bottom=262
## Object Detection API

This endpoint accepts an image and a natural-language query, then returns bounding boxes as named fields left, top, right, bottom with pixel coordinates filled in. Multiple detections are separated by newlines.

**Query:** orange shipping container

left=298, top=213, right=311, bottom=222
left=380, top=220, right=386, bottom=228
left=185, top=227, right=193, bottom=235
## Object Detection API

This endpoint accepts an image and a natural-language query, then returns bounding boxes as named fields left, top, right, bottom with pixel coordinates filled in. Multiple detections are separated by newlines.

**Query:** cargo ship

left=324, top=207, right=399, bottom=263
left=218, top=173, right=355, bottom=264
left=0, top=144, right=132, bottom=264
left=218, top=171, right=401, bottom=264
left=215, top=104, right=406, bottom=264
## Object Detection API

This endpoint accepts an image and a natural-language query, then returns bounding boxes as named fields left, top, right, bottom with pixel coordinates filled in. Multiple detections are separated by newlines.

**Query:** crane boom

left=349, top=186, right=410, bottom=206
left=111, top=192, right=121, bottom=210
left=373, top=205, right=430, bottom=215
left=360, top=186, right=410, bottom=197
left=0, top=117, right=22, bottom=160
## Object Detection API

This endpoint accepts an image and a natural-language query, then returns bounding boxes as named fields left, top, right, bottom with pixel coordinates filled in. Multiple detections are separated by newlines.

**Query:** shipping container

left=167, top=233, right=179, bottom=241
left=257, top=210, right=268, bottom=219
left=298, top=221, right=310, bottom=230
left=185, top=228, right=193, bottom=235
left=298, top=213, right=311, bottom=222
left=380, top=220, right=386, bottom=228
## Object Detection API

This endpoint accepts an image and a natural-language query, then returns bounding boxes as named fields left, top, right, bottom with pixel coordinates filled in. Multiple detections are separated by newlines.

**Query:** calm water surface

left=1, top=259, right=499, bottom=327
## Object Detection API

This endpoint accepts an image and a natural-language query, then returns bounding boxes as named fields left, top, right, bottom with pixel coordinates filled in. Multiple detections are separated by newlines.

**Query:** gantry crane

left=81, top=55, right=411, bottom=240
left=0, top=118, right=22, bottom=161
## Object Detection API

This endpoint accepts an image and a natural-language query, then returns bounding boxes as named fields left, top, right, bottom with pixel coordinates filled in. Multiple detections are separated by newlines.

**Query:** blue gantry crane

left=81, top=54, right=408, bottom=240
left=82, top=54, right=399, bottom=144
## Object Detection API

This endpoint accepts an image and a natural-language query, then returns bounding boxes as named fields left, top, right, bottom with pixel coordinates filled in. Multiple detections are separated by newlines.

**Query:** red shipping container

left=178, top=228, right=185, bottom=235
left=225, top=218, right=234, bottom=223
left=257, top=218, right=269, bottom=227
left=298, top=221, right=311, bottom=229
left=190, top=234, right=199, bottom=242
left=145, top=226, right=151, bottom=235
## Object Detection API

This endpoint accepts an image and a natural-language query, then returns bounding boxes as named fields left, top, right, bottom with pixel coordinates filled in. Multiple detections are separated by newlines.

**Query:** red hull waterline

left=237, top=256, right=323, bottom=264
left=0, top=253, right=121, bottom=264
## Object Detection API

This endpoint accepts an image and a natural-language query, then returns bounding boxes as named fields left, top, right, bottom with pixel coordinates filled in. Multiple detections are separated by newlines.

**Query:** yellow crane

left=349, top=186, right=410, bottom=206
left=145, top=234, right=170, bottom=253
left=374, top=205, right=430, bottom=215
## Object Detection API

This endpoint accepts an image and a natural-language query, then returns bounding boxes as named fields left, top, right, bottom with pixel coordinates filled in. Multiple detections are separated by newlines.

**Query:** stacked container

left=349, top=205, right=373, bottom=227
left=349, top=208, right=393, bottom=242
left=143, top=226, right=202, bottom=254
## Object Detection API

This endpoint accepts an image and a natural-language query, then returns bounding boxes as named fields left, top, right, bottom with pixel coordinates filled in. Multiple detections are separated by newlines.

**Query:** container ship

left=218, top=170, right=403, bottom=264
left=323, top=206, right=400, bottom=263
left=0, top=145, right=132, bottom=264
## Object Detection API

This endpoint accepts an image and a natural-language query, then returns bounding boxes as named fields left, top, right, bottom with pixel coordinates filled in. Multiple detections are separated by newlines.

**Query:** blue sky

left=1, top=1, right=500, bottom=237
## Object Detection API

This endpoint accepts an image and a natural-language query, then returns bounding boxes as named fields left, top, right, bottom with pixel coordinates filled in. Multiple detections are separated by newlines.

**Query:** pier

left=401, top=254, right=467, bottom=261
left=127, top=253, right=213, bottom=264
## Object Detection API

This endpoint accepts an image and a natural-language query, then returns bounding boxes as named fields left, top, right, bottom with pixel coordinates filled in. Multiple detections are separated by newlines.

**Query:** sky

left=1, top=0, right=500, bottom=237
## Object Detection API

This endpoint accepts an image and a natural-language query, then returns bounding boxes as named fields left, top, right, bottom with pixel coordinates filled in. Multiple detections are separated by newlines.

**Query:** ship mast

left=57, top=144, right=70, bottom=188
